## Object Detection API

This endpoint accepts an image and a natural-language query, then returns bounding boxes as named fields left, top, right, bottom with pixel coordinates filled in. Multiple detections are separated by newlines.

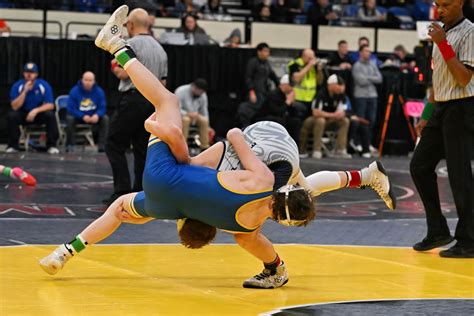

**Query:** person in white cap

left=299, top=74, right=351, bottom=159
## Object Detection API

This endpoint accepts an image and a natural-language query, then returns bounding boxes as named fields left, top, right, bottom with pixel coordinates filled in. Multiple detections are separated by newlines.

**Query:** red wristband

left=437, top=39, right=455, bottom=61
left=111, top=59, right=119, bottom=71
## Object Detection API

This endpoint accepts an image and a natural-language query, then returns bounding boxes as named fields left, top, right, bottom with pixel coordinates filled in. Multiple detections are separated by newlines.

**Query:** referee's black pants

left=410, top=97, right=474, bottom=247
left=106, top=90, right=154, bottom=196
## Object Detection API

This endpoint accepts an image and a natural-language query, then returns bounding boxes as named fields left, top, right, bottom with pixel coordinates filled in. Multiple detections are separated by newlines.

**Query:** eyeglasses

left=276, top=185, right=307, bottom=227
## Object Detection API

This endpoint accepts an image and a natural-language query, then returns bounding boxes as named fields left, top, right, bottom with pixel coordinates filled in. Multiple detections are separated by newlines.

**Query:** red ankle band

left=348, top=171, right=361, bottom=188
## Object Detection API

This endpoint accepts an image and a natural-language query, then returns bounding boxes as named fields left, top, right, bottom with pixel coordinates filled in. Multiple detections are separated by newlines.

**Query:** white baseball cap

left=280, top=74, right=290, bottom=85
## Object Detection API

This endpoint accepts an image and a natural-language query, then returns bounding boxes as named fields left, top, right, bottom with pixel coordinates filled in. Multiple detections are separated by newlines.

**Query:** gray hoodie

left=352, top=59, right=382, bottom=98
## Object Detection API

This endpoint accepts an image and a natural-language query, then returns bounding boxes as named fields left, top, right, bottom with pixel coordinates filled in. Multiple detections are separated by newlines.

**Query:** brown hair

left=178, top=218, right=217, bottom=249
left=271, top=189, right=316, bottom=226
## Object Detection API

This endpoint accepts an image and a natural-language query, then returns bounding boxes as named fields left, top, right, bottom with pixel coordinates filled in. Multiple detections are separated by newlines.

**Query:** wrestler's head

left=271, top=185, right=316, bottom=226
left=177, top=218, right=216, bottom=249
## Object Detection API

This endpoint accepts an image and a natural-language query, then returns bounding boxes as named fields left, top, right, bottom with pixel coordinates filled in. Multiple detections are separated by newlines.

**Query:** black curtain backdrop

left=0, top=37, right=416, bottom=152
left=0, top=37, right=255, bottom=141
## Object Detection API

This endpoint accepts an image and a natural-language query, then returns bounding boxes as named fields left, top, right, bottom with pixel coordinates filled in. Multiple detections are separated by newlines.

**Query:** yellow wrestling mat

left=1, top=244, right=473, bottom=315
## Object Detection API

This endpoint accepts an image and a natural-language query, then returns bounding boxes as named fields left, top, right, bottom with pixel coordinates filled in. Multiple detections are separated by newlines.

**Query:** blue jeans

left=354, top=97, right=378, bottom=153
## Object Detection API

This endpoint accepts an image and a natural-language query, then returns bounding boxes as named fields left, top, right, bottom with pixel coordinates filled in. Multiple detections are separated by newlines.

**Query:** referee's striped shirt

left=432, top=18, right=474, bottom=102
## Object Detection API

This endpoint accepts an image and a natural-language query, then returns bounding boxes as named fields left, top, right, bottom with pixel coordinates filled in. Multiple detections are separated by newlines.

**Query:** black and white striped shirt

left=432, top=18, right=474, bottom=102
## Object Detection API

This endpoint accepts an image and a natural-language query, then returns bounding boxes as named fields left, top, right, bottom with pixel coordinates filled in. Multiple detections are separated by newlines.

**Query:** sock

left=264, top=254, right=281, bottom=275
left=305, top=171, right=343, bottom=196
left=65, top=235, right=89, bottom=255
left=346, top=170, right=361, bottom=188
left=114, top=46, right=137, bottom=70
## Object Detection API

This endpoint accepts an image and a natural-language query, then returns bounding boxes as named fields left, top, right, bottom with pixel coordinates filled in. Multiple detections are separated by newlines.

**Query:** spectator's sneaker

left=94, top=5, right=128, bottom=54
left=47, top=147, right=60, bottom=155
left=39, top=244, right=73, bottom=275
left=360, top=161, right=396, bottom=210
left=243, top=262, right=288, bottom=289
left=362, top=152, right=371, bottom=158
left=333, top=149, right=352, bottom=159
left=299, top=153, right=309, bottom=159
left=349, top=140, right=362, bottom=153
left=413, top=235, right=454, bottom=252
left=5, top=147, right=19, bottom=153
left=312, top=150, right=322, bottom=159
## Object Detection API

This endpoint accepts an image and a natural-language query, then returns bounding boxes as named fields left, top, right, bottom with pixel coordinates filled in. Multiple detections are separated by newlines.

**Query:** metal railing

left=5, top=18, right=63, bottom=39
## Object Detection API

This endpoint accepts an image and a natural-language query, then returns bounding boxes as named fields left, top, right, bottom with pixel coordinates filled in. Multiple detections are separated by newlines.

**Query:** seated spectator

left=175, top=78, right=211, bottom=151
left=222, top=28, right=245, bottom=47
left=66, top=71, right=109, bottom=153
left=306, top=0, right=340, bottom=49
left=299, top=74, right=351, bottom=159
left=0, top=18, right=10, bottom=35
left=73, top=0, right=100, bottom=12
left=174, top=0, right=201, bottom=17
left=357, top=0, right=386, bottom=22
left=383, top=44, right=415, bottom=71
left=328, top=39, right=353, bottom=70
left=255, top=74, right=302, bottom=144
left=7, top=63, right=59, bottom=154
left=349, top=36, right=382, bottom=67
left=271, top=0, right=291, bottom=23
left=255, top=5, right=272, bottom=22
left=200, top=0, right=231, bottom=21
left=176, top=13, right=210, bottom=45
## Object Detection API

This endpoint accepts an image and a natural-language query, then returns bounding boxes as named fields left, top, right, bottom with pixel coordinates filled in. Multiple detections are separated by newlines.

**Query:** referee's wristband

left=437, top=39, right=456, bottom=61
left=421, top=102, right=434, bottom=121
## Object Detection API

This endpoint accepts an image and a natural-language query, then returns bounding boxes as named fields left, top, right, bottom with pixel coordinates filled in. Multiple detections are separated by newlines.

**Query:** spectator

left=299, top=74, right=351, bottom=159
left=0, top=18, right=11, bottom=34
left=352, top=44, right=382, bottom=158
left=357, top=0, right=386, bottom=22
left=255, top=74, right=302, bottom=144
left=175, top=78, right=211, bottom=151
left=349, top=36, right=382, bottom=67
left=174, top=0, right=201, bottom=17
left=271, top=0, right=291, bottom=23
left=287, top=48, right=324, bottom=121
left=200, top=0, right=231, bottom=21
left=384, top=44, right=415, bottom=71
left=66, top=71, right=109, bottom=153
left=222, top=28, right=243, bottom=47
left=327, top=39, right=353, bottom=70
left=105, top=8, right=168, bottom=206
left=237, top=42, right=279, bottom=128
left=306, top=0, right=339, bottom=49
left=73, top=0, right=100, bottom=12
left=176, top=14, right=210, bottom=45
left=7, top=62, right=59, bottom=154
left=255, top=5, right=272, bottom=22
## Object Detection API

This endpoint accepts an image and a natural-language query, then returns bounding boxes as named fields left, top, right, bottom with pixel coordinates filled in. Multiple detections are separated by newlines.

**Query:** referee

left=104, top=7, right=168, bottom=205
left=410, top=0, right=474, bottom=258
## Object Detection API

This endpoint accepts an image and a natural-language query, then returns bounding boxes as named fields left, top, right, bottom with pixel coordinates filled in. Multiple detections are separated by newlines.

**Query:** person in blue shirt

left=349, top=36, right=382, bottom=68
left=66, top=71, right=109, bottom=152
left=7, top=62, right=59, bottom=154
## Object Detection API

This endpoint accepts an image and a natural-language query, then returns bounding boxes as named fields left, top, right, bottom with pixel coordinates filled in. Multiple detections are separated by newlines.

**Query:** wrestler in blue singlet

left=129, top=137, right=273, bottom=232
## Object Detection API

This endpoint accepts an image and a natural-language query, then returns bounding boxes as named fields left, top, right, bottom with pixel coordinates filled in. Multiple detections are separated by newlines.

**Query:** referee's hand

left=428, top=23, right=446, bottom=44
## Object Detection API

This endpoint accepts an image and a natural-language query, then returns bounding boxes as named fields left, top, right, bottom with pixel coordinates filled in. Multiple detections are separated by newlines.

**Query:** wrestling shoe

left=95, top=5, right=128, bottom=54
left=39, top=244, right=73, bottom=275
left=360, top=161, right=396, bottom=210
left=243, top=262, right=288, bottom=289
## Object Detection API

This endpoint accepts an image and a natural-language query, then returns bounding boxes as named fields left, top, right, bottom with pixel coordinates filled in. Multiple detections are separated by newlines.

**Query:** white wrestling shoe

left=39, top=244, right=73, bottom=275
left=361, top=161, right=396, bottom=210
left=94, top=5, right=128, bottom=54
left=243, top=262, right=288, bottom=289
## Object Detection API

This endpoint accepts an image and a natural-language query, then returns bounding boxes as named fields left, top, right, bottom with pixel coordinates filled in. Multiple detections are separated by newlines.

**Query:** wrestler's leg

left=39, top=193, right=153, bottom=275
left=190, top=141, right=225, bottom=169
left=234, top=229, right=288, bottom=289
left=95, top=5, right=188, bottom=163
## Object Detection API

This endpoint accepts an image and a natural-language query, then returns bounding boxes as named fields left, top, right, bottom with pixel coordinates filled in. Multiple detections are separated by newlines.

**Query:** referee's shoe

left=439, top=243, right=474, bottom=258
